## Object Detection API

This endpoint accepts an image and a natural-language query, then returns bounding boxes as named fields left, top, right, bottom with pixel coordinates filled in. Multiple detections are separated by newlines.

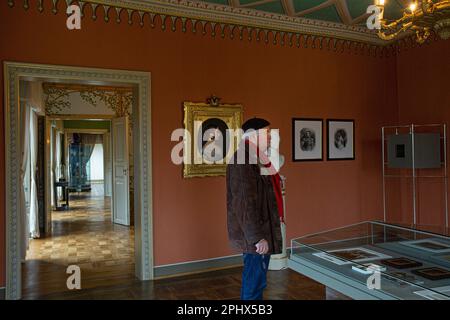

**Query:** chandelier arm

left=380, top=11, right=415, bottom=30
left=378, top=20, right=413, bottom=41
left=378, top=28, right=407, bottom=41
left=377, top=0, right=450, bottom=42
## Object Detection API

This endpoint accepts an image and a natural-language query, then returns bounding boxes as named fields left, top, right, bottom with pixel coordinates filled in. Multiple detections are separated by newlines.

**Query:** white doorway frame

left=4, top=62, right=153, bottom=300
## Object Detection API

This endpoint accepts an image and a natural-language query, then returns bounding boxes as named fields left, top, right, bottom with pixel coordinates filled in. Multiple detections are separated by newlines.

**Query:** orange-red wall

left=0, top=2, right=400, bottom=287
left=395, top=39, right=450, bottom=227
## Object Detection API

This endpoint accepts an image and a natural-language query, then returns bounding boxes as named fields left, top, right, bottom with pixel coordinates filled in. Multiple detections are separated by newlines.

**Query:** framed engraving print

left=183, top=101, right=243, bottom=178
left=292, top=118, right=323, bottom=162
left=327, top=119, right=355, bottom=160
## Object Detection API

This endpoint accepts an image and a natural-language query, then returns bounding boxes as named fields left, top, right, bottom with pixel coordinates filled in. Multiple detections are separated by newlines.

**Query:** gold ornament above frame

left=183, top=97, right=243, bottom=178
left=43, top=83, right=133, bottom=117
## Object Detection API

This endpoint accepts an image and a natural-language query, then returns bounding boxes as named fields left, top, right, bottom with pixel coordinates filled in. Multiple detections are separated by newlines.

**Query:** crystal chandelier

left=376, top=0, right=450, bottom=43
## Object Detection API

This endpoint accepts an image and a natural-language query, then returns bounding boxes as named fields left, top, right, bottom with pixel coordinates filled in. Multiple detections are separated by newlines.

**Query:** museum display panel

left=289, top=221, right=450, bottom=300
left=382, top=124, right=448, bottom=228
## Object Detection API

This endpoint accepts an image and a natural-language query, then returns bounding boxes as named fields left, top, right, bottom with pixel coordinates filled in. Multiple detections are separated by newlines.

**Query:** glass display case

left=289, top=221, right=450, bottom=300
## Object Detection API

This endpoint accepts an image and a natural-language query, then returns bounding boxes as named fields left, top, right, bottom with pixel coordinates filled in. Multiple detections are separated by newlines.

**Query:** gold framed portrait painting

left=183, top=101, right=243, bottom=178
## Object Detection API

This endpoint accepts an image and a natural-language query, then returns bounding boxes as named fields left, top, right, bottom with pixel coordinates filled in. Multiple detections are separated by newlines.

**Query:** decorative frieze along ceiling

left=8, top=0, right=424, bottom=54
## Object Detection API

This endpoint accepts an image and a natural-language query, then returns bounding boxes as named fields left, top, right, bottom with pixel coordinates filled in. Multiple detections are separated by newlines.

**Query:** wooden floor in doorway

left=22, top=185, right=347, bottom=300
left=22, top=184, right=135, bottom=299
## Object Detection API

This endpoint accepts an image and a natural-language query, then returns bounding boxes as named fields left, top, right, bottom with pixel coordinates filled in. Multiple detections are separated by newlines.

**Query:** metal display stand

left=382, top=124, right=448, bottom=229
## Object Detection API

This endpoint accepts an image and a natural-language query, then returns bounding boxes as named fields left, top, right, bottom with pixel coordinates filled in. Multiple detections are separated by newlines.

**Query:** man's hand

left=255, top=239, right=269, bottom=255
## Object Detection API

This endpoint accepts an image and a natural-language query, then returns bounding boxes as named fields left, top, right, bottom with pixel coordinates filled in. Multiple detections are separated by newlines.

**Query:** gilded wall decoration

left=43, top=83, right=133, bottom=117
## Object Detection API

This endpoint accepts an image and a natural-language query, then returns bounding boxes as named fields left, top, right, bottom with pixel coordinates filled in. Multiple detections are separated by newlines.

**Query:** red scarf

left=244, top=139, right=285, bottom=223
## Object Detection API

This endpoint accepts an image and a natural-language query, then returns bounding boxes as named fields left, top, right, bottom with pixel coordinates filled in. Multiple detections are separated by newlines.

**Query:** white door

left=112, top=117, right=130, bottom=226
left=103, top=132, right=113, bottom=197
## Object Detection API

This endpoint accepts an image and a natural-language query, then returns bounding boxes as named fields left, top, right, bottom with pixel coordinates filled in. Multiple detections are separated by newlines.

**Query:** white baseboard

left=154, top=254, right=243, bottom=278
left=154, top=249, right=293, bottom=279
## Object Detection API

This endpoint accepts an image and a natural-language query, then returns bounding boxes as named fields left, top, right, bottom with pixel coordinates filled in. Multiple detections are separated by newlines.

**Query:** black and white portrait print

left=327, top=120, right=354, bottom=160
left=292, top=119, right=323, bottom=161
left=334, top=129, right=348, bottom=150
left=300, top=128, right=316, bottom=151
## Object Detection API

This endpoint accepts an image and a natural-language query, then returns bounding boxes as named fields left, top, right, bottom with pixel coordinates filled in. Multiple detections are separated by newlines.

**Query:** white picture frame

left=327, top=119, right=355, bottom=160
left=313, top=247, right=392, bottom=265
left=292, top=118, right=323, bottom=162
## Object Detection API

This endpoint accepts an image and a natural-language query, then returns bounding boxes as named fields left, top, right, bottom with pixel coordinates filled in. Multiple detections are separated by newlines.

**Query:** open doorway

left=23, top=114, right=135, bottom=298
left=16, top=80, right=138, bottom=298
left=5, top=62, right=153, bottom=300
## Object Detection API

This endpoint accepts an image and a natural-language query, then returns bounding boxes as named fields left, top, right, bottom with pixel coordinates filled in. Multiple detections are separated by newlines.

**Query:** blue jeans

left=241, top=253, right=271, bottom=300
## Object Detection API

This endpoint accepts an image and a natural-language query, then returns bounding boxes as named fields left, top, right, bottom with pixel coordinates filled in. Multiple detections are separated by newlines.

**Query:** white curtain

left=29, top=111, right=40, bottom=239
left=50, top=128, right=55, bottom=206
left=55, top=132, right=62, bottom=199
left=20, top=102, right=31, bottom=262
left=80, top=134, right=102, bottom=181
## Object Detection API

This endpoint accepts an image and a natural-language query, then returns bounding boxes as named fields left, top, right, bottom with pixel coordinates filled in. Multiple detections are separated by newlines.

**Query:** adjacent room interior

left=1, top=0, right=450, bottom=301
left=18, top=80, right=136, bottom=298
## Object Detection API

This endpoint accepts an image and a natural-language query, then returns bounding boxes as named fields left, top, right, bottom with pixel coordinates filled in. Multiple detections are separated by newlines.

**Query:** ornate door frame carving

left=3, top=62, right=153, bottom=300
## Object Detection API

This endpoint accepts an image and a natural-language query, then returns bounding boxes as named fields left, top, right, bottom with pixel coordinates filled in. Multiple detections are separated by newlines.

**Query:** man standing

left=226, top=118, right=283, bottom=300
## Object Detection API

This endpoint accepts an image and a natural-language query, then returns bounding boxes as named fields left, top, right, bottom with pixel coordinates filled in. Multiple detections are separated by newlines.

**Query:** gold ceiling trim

left=43, top=82, right=133, bottom=116
left=8, top=0, right=435, bottom=56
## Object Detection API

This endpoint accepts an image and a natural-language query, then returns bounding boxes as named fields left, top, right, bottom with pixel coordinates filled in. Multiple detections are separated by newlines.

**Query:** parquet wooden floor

left=22, top=184, right=347, bottom=300
left=23, top=264, right=347, bottom=300
left=22, top=184, right=135, bottom=299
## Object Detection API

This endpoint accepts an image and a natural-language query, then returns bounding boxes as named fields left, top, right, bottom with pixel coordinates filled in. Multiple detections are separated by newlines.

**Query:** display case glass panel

left=290, top=221, right=450, bottom=300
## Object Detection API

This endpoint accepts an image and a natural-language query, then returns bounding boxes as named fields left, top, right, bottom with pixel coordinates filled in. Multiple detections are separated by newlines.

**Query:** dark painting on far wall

left=327, top=119, right=355, bottom=160
left=292, top=118, right=323, bottom=162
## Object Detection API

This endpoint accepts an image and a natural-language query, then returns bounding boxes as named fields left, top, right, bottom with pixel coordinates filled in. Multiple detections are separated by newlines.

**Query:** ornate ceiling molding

left=86, top=0, right=388, bottom=43
left=93, top=0, right=384, bottom=42
left=9, top=0, right=435, bottom=55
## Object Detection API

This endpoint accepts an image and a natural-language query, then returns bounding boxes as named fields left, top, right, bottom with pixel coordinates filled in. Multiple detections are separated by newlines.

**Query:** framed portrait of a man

left=183, top=101, right=243, bottom=178
left=327, top=119, right=355, bottom=160
left=292, top=118, right=323, bottom=162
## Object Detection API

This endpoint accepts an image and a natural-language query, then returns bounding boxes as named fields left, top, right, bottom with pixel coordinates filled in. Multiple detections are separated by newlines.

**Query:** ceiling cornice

left=85, top=0, right=388, bottom=45
left=9, top=0, right=428, bottom=55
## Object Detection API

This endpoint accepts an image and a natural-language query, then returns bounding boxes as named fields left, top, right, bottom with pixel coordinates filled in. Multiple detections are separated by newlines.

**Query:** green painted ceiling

left=203, top=0, right=229, bottom=5
left=63, top=120, right=111, bottom=131
left=202, top=0, right=407, bottom=25
left=302, top=4, right=342, bottom=23
left=293, top=0, right=329, bottom=13
left=239, top=0, right=266, bottom=5
left=252, top=1, right=286, bottom=14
